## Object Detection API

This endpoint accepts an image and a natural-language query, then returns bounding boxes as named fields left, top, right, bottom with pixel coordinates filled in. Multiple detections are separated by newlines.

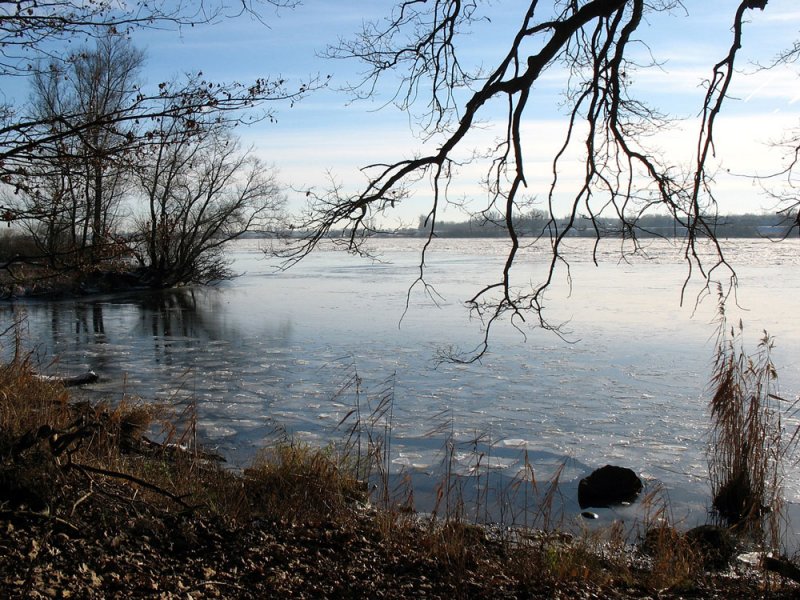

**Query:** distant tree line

left=405, top=211, right=795, bottom=239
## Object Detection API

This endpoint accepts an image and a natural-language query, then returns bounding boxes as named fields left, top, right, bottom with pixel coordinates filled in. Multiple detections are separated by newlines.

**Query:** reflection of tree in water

left=137, top=288, right=211, bottom=367
left=48, top=302, right=106, bottom=344
left=5, top=285, right=295, bottom=457
left=56, top=301, right=112, bottom=374
left=8, top=286, right=292, bottom=381
left=132, top=287, right=292, bottom=370
left=36, top=289, right=208, bottom=351
left=138, top=288, right=202, bottom=339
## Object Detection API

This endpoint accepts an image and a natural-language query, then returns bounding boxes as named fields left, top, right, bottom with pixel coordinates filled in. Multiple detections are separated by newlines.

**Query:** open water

left=3, top=237, right=799, bottom=534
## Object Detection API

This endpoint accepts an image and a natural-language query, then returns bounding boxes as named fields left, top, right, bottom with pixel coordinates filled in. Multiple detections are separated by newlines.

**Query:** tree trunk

left=91, top=162, right=103, bottom=264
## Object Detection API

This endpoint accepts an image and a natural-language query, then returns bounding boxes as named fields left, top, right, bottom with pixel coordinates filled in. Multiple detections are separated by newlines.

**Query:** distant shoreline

left=240, top=212, right=797, bottom=240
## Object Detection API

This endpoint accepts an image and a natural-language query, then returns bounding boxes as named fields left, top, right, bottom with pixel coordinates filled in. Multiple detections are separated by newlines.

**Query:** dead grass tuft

left=0, top=356, right=71, bottom=439
left=243, top=441, right=368, bottom=523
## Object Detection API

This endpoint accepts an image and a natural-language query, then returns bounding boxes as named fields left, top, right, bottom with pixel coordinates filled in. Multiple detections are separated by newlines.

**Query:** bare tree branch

left=283, top=0, right=776, bottom=362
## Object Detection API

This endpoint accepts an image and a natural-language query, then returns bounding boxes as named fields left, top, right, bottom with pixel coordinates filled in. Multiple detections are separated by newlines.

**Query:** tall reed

left=707, top=300, right=796, bottom=549
left=333, top=360, right=399, bottom=509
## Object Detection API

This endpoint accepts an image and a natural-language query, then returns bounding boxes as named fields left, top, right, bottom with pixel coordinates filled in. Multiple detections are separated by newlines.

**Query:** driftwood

left=764, top=556, right=800, bottom=584
left=35, top=370, right=98, bottom=387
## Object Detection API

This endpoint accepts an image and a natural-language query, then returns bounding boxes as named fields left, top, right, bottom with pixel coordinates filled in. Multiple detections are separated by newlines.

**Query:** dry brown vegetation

left=707, top=303, right=796, bottom=550
left=0, top=348, right=798, bottom=598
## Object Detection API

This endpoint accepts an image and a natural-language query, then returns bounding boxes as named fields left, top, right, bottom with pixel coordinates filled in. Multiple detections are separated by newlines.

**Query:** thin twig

left=69, top=463, right=193, bottom=511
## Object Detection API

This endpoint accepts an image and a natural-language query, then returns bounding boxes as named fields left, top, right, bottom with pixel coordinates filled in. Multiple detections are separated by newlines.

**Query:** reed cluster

left=707, top=301, right=797, bottom=551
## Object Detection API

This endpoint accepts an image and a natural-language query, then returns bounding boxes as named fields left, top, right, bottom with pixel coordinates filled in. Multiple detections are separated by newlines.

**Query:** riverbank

left=2, top=487, right=792, bottom=600
left=1, top=358, right=799, bottom=598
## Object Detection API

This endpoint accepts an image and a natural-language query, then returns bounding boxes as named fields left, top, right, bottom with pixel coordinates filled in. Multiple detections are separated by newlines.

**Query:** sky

left=12, top=1, right=800, bottom=223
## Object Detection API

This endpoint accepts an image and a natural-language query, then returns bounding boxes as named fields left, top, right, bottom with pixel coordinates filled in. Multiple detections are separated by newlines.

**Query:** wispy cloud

left=754, top=9, right=800, bottom=23
left=250, top=106, right=800, bottom=220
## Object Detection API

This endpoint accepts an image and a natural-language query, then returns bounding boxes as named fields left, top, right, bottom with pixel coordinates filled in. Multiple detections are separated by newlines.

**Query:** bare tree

left=285, top=0, right=783, bottom=361
left=0, top=0, right=309, bottom=201
left=0, top=0, right=316, bottom=288
left=132, top=116, right=284, bottom=287
left=14, top=37, right=145, bottom=266
left=4, top=36, right=286, bottom=290
left=752, top=41, right=800, bottom=236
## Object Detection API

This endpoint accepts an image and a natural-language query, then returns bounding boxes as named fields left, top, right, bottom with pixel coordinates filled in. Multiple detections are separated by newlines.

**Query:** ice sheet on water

left=292, top=431, right=322, bottom=443
left=452, top=452, right=517, bottom=475
left=500, top=438, right=529, bottom=448
left=11, top=238, right=800, bottom=525
left=202, top=423, right=237, bottom=438
left=392, top=453, right=432, bottom=470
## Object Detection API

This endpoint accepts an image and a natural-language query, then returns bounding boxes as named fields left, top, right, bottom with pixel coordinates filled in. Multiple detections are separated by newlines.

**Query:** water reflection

left=133, top=288, right=212, bottom=340
left=48, top=301, right=107, bottom=346
left=2, top=286, right=295, bottom=398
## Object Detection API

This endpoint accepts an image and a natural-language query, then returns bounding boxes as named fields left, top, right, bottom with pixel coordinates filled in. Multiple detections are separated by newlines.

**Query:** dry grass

left=0, top=358, right=70, bottom=438
left=243, top=441, right=368, bottom=523
left=636, top=484, right=700, bottom=590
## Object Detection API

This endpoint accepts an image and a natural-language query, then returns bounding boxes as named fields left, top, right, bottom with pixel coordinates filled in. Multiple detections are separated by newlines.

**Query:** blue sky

left=20, top=1, right=800, bottom=222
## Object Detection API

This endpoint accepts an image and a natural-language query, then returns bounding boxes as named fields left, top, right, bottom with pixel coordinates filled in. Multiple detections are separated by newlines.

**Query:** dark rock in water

left=712, top=471, right=770, bottom=525
left=685, top=525, right=737, bottom=570
left=578, top=464, right=643, bottom=509
left=61, top=371, right=99, bottom=387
